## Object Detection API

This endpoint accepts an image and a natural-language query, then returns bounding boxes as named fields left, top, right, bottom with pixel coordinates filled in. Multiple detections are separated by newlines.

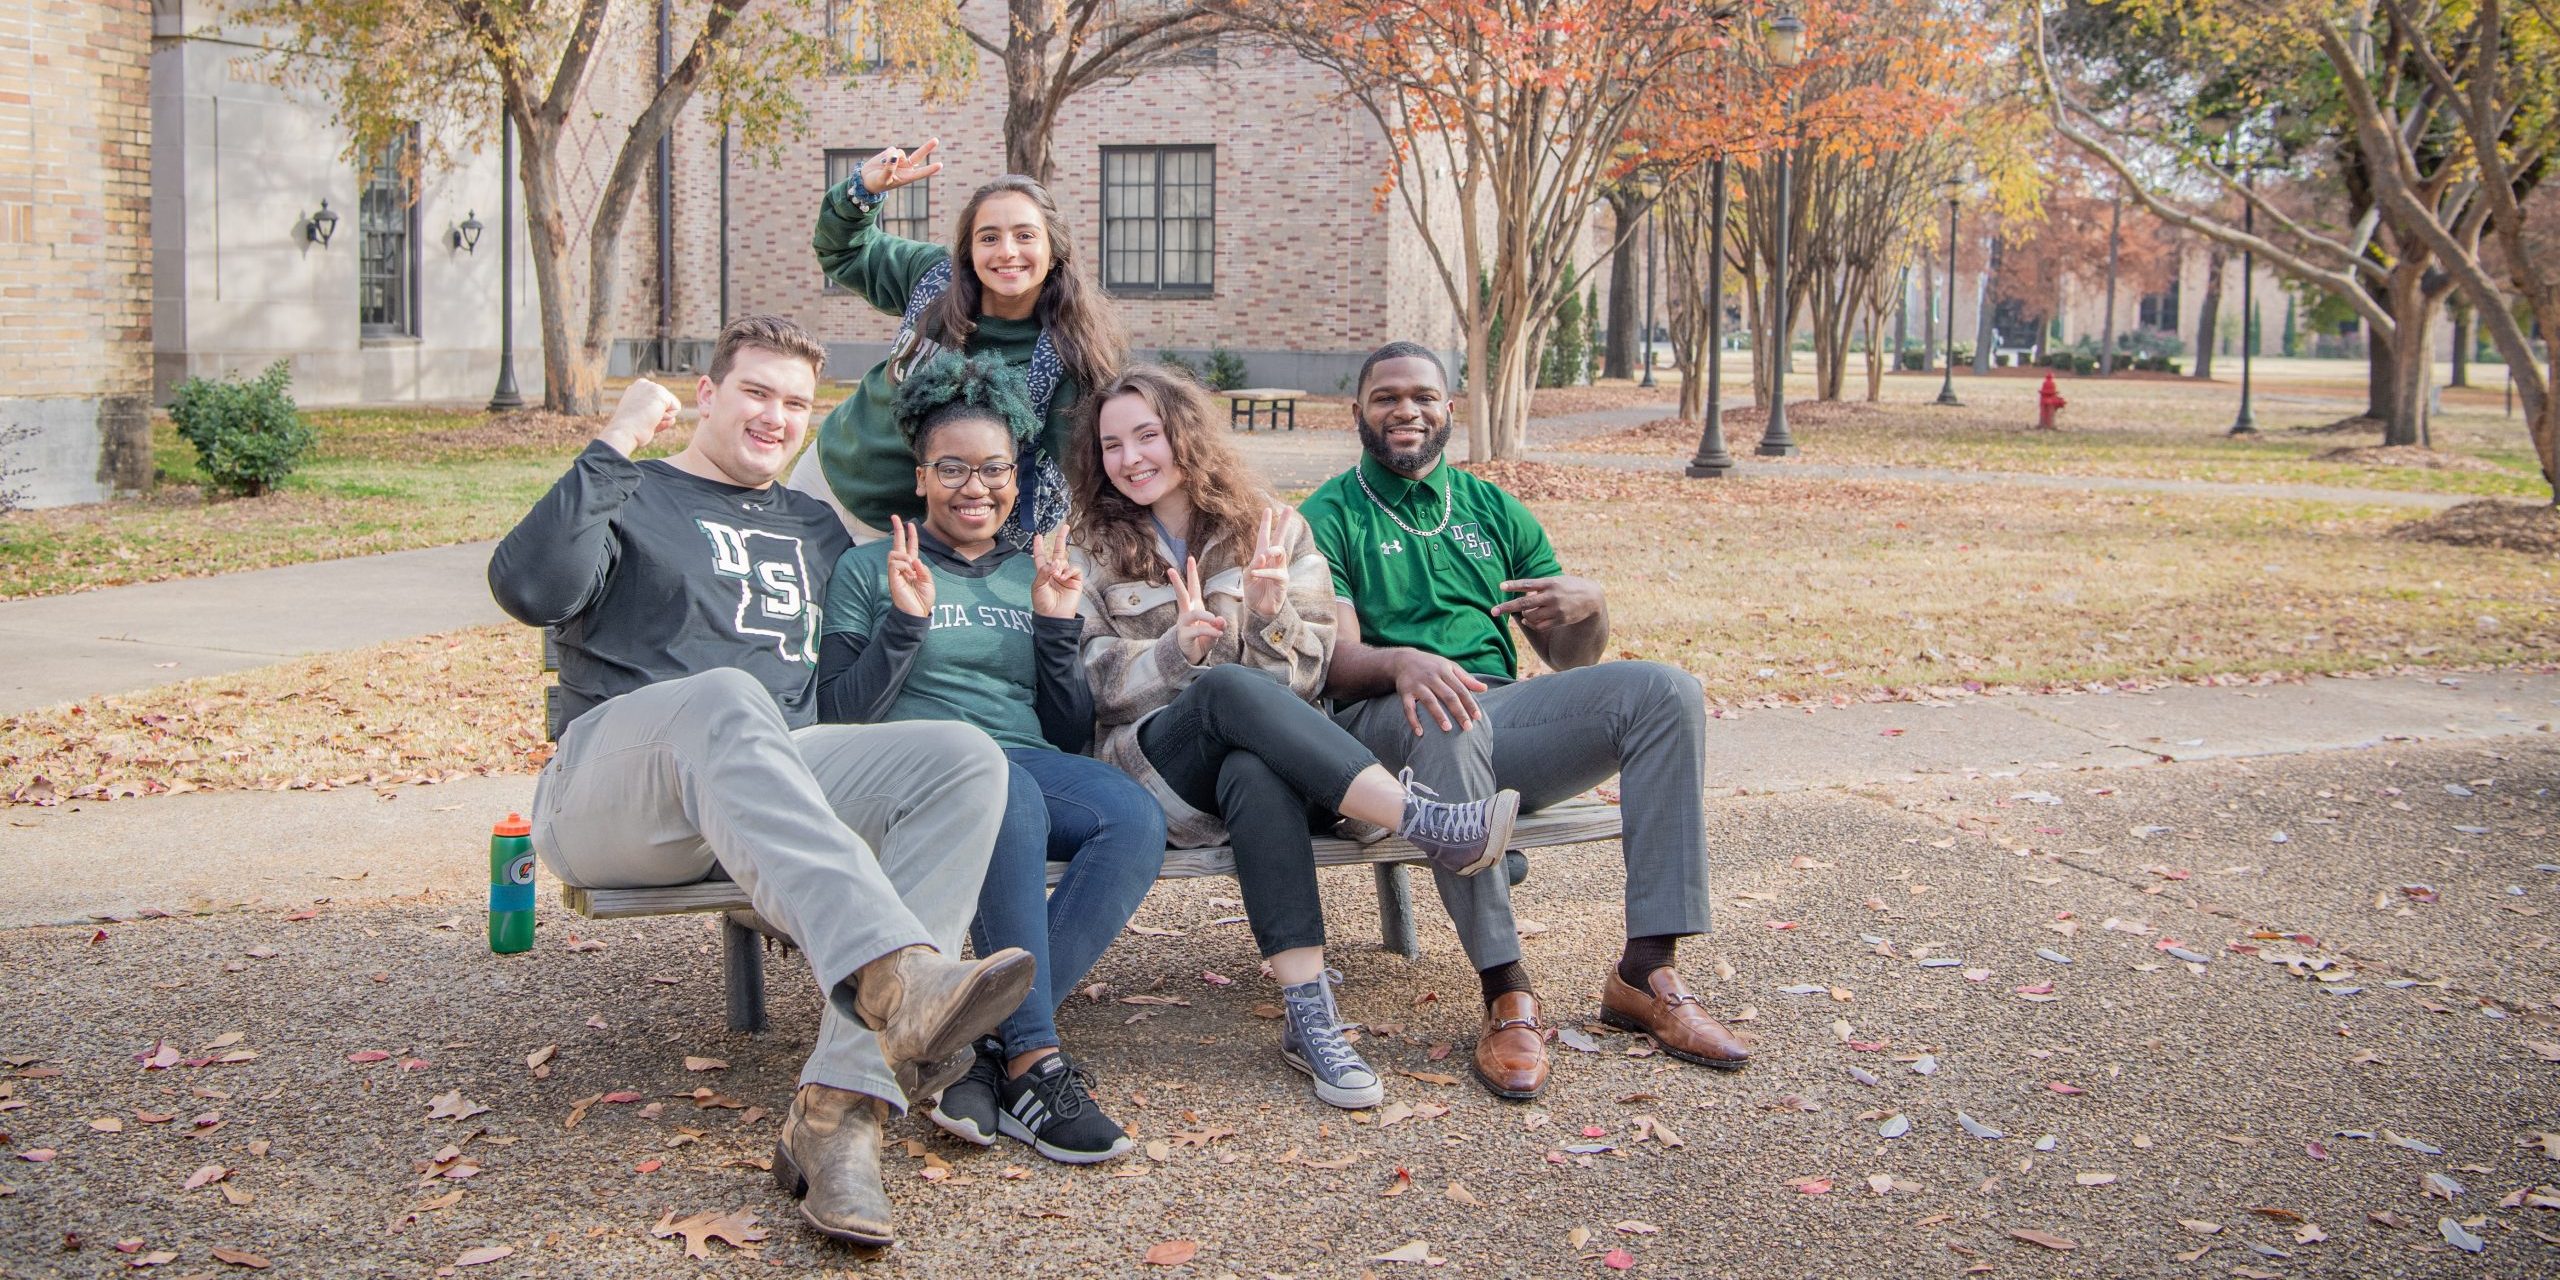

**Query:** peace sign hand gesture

left=885, top=515, right=935, bottom=619
left=1168, top=555, right=1228, bottom=664
left=860, top=138, right=943, bottom=196
left=1031, top=528, right=1083, bottom=620
left=1242, top=508, right=1291, bottom=619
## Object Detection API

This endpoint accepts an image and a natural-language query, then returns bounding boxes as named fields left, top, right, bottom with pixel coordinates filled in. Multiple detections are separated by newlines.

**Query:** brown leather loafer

left=1600, top=968, right=1750, bottom=1070
left=774, top=1084, right=894, bottom=1247
left=1472, top=991, right=1550, bottom=1100
left=850, top=944, right=1037, bottom=1100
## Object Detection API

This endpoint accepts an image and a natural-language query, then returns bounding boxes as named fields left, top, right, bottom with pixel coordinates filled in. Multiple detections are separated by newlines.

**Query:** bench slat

left=560, top=798, right=1622, bottom=920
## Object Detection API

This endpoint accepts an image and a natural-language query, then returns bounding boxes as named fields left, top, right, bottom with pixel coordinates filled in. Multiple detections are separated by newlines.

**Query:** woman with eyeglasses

left=817, top=353, right=1164, bottom=1167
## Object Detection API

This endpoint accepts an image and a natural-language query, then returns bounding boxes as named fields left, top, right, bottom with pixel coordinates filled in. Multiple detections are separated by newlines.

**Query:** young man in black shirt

left=489, top=315, right=1031, bottom=1248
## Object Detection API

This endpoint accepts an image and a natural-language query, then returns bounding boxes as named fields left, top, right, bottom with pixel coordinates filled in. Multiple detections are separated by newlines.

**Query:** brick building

left=1, top=0, right=153, bottom=509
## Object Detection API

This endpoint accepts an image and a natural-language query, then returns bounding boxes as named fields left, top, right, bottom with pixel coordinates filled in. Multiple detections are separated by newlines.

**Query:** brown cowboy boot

left=773, top=1084, right=894, bottom=1247
left=850, top=944, right=1037, bottom=1100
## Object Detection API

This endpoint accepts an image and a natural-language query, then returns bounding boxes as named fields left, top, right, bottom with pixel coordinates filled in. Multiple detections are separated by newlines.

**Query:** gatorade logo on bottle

left=506, top=852, right=536, bottom=886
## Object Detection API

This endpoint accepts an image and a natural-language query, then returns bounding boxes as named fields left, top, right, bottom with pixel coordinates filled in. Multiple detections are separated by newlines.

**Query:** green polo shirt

left=1299, top=455, right=1562, bottom=680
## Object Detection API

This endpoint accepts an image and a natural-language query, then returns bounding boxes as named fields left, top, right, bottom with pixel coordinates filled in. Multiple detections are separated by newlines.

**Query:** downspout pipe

left=656, top=0, right=673, bottom=372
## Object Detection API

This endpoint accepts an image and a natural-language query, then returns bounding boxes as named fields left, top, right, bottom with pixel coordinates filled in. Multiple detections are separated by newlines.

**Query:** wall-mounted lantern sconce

left=452, top=210, right=484, bottom=254
left=305, top=199, right=338, bottom=248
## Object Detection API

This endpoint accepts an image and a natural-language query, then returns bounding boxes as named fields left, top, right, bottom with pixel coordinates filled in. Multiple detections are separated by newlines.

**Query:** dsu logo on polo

left=1448, top=522, right=1497, bottom=561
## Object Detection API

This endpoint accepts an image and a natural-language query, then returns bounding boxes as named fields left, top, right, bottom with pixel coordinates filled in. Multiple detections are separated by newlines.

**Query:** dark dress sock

left=1615, top=934, right=1685, bottom=988
left=1478, top=960, right=1533, bottom=1006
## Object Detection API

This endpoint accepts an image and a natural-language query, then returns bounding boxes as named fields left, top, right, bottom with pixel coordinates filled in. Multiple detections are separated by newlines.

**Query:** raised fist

left=596, top=377, right=682, bottom=458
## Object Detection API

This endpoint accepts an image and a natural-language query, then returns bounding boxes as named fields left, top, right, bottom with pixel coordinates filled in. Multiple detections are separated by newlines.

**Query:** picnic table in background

left=1225, top=388, right=1305, bottom=432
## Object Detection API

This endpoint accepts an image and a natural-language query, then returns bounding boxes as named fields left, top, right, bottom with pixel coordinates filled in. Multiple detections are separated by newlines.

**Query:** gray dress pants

left=1332, top=660, right=1712, bottom=971
left=529, top=667, right=1006, bottom=1110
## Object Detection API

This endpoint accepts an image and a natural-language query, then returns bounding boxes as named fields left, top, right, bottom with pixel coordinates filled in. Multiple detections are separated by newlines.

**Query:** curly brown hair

left=1068, top=364, right=1273, bottom=582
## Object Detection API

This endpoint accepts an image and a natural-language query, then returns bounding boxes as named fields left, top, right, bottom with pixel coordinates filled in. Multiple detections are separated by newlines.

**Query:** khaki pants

left=531, top=667, right=1005, bottom=1109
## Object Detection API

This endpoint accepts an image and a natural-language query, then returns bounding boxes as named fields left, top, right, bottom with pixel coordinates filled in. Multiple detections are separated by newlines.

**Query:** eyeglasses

left=922, top=459, right=1017, bottom=489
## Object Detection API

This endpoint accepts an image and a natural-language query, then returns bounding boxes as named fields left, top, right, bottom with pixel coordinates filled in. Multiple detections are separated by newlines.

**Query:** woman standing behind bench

left=1067, top=365, right=1520, bottom=1111
left=793, top=140, right=1123, bottom=542
left=818, top=354, right=1165, bottom=1165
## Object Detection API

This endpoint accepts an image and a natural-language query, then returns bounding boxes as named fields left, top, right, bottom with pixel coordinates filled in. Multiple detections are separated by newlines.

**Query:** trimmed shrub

left=169, top=360, right=314, bottom=497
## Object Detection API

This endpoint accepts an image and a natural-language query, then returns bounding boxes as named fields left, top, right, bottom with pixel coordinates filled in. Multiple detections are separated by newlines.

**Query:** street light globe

left=1940, top=175, right=1964, bottom=201
left=1768, top=13, right=1806, bottom=68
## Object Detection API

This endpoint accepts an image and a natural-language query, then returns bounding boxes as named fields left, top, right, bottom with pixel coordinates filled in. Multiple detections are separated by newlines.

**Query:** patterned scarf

left=890, top=259, right=1068, bottom=548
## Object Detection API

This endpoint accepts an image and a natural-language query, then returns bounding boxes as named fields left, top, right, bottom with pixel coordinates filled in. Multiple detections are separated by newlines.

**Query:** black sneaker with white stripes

left=995, top=1051, right=1132, bottom=1165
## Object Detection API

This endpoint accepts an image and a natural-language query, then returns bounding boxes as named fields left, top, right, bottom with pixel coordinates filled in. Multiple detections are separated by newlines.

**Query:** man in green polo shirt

left=1300, top=341, right=1750, bottom=1101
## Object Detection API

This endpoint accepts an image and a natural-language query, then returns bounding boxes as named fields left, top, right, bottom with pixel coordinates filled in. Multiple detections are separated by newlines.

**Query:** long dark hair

left=1069, top=364, right=1274, bottom=583
left=920, top=175, right=1125, bottom=397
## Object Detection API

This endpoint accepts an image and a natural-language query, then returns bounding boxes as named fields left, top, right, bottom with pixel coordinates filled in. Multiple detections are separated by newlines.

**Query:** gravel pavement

left=5, top=737, right=2556, bottom=1278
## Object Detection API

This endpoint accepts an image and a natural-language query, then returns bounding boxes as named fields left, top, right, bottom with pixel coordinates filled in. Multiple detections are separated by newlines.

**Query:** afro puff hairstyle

left=894, top=350, right=1043, bottom=459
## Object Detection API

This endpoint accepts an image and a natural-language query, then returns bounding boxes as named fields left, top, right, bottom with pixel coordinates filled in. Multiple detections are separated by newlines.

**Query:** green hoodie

left=810, top=177, right=1086, bottom=529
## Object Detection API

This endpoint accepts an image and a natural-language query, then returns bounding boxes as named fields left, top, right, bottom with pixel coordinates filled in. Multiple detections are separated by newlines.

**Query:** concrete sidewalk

left=6, top=670, right=2549, bottom=929
left=0, top=541, right=509, bottom=714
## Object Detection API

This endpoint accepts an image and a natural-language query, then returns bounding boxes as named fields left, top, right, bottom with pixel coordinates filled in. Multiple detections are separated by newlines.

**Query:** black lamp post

left=452, top=211, right=483, bottom=254
left=2204, top=110, right=2259, bottom=435
left=1934, top=174, right=1963, bottom=406
left=488, top=118, right=523, bottom=412
left=1757, top=12, right=1806, bottom=458
left=305, top=200, right=338, bottom=247
left=1687, top=157, right=1736, bottom=478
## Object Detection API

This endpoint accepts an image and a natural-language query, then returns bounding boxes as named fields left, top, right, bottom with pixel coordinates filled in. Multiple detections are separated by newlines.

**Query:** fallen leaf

left=209, top=1246, right=270, bottom=1268
left=683, top=1056, right=728, bottom=1072
left=1444, top=1180, right=1481, bottom=1206
left=89, top=1117, right=123, bottom=1133
left=183, top=1165, right=230, bottom=1191
left=1614, top=1220, right=1659, bottom=1234
left=1142, top=1239, right=1199, bottom=1266
left=649, top=1209, right=768, bottom=1259
left=454, top=1245, right=514, bottom=1267
left=2441, top=1217, right=2486, bottom=1254
left=1603, top=1249, right=1635, bottom=1270
left=2075, top=1172, right=2117, bottom=1186
left=2008, top=1229, right=2077, bottom=1251
left=1371, top=1240, right=1440, bottom=1264
left=426, top=1090, right=489, bottom=1122
left=526, top=1044, right=557, bottom=1072
left=2179, top=1219, right=2224, bottom=1235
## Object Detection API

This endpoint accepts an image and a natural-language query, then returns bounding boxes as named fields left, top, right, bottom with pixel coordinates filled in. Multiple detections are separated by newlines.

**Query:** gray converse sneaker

left=1397, top=770, right=1519, bottom=877
left=1279, top=972, right=1384, bottom=1109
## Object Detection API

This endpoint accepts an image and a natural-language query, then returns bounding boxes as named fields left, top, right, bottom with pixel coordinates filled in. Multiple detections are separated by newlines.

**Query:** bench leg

left=723, top=915, right=768, bottom=1034
left=1374, top=863, right=1420, bottom=960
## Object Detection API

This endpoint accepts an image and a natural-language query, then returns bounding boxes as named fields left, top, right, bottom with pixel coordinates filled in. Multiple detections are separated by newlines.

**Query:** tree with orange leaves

left=1220, top=0, right=1729, bottom=459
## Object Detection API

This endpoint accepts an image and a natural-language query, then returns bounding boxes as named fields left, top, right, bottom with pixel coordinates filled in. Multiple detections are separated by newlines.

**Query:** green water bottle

left=488, top=812, right=536, bottom=954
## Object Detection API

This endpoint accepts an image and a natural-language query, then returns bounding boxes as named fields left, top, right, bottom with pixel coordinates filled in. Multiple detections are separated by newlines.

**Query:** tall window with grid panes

left=1100, top=145, right=1213, bottom=296
left=359, top=128, right=419, bottom=337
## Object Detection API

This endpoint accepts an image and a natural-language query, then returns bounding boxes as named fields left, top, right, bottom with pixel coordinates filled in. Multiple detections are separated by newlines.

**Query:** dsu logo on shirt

left=1448, top=522, right=1498, bottom=561
left=697, top=520, right=820, bottom=663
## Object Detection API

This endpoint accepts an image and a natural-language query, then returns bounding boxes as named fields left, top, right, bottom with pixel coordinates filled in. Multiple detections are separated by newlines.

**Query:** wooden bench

left=1225, top=387, right=1304, bottom=431
left=538, top=632, right=1625, bottom=1033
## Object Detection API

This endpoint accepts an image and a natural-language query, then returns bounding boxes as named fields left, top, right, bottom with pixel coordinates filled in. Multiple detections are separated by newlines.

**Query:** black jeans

left=1137, top=665, right=1373, bottom=957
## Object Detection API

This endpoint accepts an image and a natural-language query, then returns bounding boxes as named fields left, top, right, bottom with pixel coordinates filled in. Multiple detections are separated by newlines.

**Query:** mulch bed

left=2311, top=444, right=2506, bottom=472
left=2388, top=498, right=2560, bottom=553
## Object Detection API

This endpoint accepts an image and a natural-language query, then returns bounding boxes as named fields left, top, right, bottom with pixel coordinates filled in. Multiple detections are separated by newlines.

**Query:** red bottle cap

left=493, top=812, right=532, bottom=837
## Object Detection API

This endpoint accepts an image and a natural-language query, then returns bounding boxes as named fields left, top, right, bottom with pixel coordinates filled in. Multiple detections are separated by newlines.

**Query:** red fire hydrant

left=2036, top=373, right=2068, bottom=430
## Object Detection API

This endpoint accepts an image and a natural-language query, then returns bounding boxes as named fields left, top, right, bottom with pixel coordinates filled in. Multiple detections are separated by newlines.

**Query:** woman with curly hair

left=1067, top=365, right=1519, bottom=1111
left=795, top=141, right=1124, bottom=543
left=818, top=352, right=1163, bottom=1165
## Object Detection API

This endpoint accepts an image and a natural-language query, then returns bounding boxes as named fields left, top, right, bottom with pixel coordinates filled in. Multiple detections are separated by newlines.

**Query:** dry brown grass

left=8, top=464, right=2551, bottom=805
left=0, top=627, right=546, bottom=805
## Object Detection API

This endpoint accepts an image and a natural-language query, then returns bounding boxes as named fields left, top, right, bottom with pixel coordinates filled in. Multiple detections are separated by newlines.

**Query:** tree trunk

left=2191, top=242, right=2225, bottom=381
left=1971, top=235, right=2000, bottom=375
left=2100, top=199, right=2121, bottom=375
left=1002, top=1, right=1057, bottom=184
left=2366, top=329, right=2397, bottom=425
left=2449, top=299, right=2472, bottom=388
left=518, top=135, right=604, bottom=414
left=2378, top=266, right=2435, bottom=447
left=1602, top=190, right=1641, bottom=380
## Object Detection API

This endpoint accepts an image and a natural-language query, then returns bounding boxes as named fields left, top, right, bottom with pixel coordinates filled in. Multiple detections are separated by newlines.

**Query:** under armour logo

left=1380, top=539, right=1404, bottom=556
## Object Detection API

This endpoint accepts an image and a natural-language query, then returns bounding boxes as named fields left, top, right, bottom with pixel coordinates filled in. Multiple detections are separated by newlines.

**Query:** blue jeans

left=973, top=747, right=1167, bottom=1057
